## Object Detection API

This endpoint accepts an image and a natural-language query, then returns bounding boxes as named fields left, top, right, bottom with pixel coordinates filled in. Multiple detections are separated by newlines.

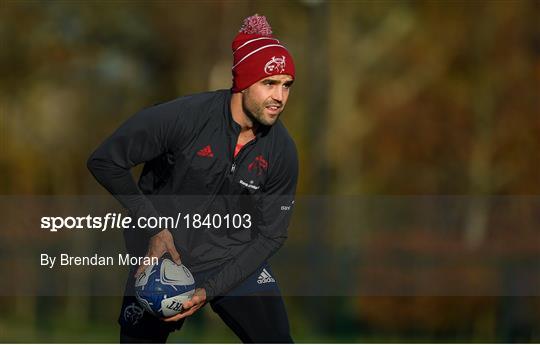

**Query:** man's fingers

left=184, top=295, right=201, bottom=308
left=163, top=312, right=186, bottom=322
left=183, top=300, right=194, bottom=309
left=163, top=307, right=193, bottom=322
left=186, top=303, right=202, bottom=315
left=134, top=252, right=150, bottom=277
left=134, top=252, right=158, bottom=278
left=166, top=242, right=182, bottom=265
left=134, top=262, right=152, bottom=278
left=182, top=294, right=205, bottom=310
left=162, top=298, right=203, bottom=322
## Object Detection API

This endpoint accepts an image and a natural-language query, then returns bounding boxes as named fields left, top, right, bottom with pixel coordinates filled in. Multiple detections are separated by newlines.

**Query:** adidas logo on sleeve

left=256, top=268, right=276, bottom=284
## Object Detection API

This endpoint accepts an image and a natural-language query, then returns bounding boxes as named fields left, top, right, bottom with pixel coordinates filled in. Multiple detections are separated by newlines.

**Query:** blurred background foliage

left=1, top=0, right=539, bottom=343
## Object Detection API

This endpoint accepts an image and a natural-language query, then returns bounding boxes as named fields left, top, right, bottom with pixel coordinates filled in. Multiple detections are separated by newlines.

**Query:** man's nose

left=272, top=86, right=284, bottom=102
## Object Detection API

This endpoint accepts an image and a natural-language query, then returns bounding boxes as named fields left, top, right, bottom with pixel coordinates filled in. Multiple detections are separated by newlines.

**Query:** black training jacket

left=87, top=89, right=298, bottom=298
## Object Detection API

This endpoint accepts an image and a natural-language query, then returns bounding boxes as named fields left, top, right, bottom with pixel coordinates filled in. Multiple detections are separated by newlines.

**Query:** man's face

left=242, top=74, right=294, bottom=126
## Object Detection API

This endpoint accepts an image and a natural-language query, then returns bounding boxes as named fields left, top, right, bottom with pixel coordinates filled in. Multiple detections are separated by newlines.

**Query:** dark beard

left=242, top=100, right=268, bottom=127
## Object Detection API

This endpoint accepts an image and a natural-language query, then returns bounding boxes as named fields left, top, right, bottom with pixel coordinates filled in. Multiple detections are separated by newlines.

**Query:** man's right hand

left=134, top=229, right=181, bottom=278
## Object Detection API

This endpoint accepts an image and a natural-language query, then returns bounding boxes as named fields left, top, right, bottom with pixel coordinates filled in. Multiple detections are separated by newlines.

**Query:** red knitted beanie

left=231, top=15, right=295, bottom=92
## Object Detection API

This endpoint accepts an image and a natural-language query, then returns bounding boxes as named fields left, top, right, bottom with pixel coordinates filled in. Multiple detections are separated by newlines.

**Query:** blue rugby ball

left=135, top=258, right=195, bottom=317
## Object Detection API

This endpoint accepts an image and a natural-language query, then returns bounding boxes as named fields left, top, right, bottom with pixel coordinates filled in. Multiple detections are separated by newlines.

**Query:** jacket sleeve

left=87, top=101, right=185, bottom=236
left=201, top=142, right=299, bottom=298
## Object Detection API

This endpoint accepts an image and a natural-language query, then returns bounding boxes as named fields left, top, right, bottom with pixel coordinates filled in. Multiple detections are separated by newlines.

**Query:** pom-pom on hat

left=231, top=14, right=295, bottom=92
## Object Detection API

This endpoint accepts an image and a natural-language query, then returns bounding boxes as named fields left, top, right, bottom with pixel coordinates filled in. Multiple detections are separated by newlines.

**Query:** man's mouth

left=265, top=104, right=281, bottom=113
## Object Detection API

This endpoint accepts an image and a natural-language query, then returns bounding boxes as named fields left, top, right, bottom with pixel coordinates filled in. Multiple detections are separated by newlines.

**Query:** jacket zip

left=199, top=135, right=257, bottom=212
left=230, top=137, right=256, bottom=178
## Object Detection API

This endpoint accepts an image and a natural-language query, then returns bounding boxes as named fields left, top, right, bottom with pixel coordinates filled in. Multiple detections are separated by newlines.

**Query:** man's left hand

left=163, top=288, right=207, bottom=322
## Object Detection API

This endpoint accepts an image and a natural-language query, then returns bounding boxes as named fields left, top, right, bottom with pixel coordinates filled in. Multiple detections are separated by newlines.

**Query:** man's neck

left=230, top=92, right=258, bottom=137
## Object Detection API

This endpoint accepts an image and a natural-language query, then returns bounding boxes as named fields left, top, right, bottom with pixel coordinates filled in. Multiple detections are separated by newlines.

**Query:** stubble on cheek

left=242, top=96, right=262, bottom=123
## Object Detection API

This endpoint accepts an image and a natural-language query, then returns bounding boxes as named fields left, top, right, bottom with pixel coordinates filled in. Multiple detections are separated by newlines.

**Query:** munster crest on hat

left=264, top=56, right=286, bottom=75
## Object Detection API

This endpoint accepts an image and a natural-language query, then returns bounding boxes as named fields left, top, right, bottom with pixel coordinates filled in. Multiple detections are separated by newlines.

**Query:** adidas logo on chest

left=257, top=268, right=276, bottom=284
left=197, top=145, right=214, bottom=158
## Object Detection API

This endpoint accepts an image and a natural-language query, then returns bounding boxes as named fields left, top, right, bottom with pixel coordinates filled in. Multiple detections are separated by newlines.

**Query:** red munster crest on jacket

left=248, top=155, right=268, bottom=176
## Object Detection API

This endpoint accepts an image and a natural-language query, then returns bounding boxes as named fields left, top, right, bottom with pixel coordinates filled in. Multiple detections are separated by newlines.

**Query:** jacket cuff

left=201, top=282, right=215, bottom=301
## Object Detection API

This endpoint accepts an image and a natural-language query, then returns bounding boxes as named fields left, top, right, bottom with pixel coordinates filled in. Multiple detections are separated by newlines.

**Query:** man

left=88, top=14, right=298, bottom=343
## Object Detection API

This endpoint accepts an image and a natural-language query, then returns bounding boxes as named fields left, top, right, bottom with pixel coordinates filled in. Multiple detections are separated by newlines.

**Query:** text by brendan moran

left=40, top=253, right=158, bottom=268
